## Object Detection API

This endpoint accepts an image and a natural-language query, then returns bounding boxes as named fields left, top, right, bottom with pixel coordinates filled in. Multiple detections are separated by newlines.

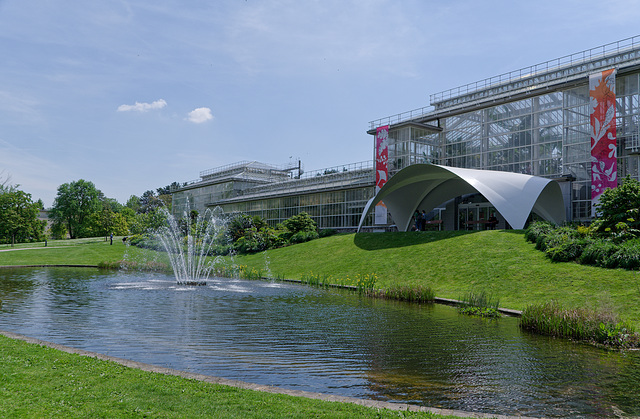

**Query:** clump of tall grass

left=458, top=291, right=501, bottom=318
left=214, top=264, right=264, bottom=280
left=520, top=301, right=639, bottom=348
left=299, top=272, right=378, bottom=293
left=369, top=285, right=435, bottom=303
left=299, top=272, right=332, bottom=288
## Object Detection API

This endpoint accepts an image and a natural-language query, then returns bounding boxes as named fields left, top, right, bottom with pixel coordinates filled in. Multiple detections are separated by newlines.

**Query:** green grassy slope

left=235, top=230, right=640, bottom=328
left=1, top=231, right=639, bottom=327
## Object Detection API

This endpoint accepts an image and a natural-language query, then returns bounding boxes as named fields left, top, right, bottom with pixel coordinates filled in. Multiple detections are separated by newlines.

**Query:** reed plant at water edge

left=369, top=285, right=435, bottom=303
left=520, top=301, right=639, bottom=348
left=458, top=290, right=501, bottom=318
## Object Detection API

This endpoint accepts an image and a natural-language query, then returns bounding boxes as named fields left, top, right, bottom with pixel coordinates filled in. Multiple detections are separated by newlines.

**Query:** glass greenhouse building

left=172, top=35, right=640, bottom=231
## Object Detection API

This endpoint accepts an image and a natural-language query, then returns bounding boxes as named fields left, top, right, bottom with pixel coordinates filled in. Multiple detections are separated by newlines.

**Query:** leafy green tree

left=85, top=205, right=130, bottom=238
left=126, top=195, right=141, bottom=213
left=594, top=176, right=640, bottom=238
left=50, top=179, right=101, bottom=239
left=129, top=208, right=169, bottom=235
left=0, top=189, right=45, bottom=245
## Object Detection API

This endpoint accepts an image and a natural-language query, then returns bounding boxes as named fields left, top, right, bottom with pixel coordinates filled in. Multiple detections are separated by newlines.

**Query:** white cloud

left=117, top=99, right=167, bottom=112
left=187, top=107, right=213, bottom=124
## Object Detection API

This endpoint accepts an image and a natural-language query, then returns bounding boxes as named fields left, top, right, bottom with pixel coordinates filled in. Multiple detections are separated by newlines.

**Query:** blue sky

left=1, top=0, right=639, bottom=207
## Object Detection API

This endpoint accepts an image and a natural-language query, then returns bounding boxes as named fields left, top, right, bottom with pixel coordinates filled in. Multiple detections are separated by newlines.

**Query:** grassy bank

left=234, top=230, right=640, bottom=329
left=0, top=335, right=451, bottom=418
left=2, top=231, right=639, bottom=328
left=2, top=230, right=639, bottom=415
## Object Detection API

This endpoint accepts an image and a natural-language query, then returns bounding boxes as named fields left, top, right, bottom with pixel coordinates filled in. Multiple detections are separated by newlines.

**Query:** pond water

left=1, top=267, right=639, bottom=417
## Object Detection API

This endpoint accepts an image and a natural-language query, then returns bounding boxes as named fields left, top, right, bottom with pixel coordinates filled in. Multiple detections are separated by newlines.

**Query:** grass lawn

left=0, top=334, right=455, bottom=418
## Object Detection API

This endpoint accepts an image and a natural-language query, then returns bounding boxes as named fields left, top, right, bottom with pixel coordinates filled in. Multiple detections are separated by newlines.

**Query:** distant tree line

left=0, top=174, right=336, bottom=250
left=47, top=179, right=182, bottom=240
left=0, top=172, right=183, bottom=244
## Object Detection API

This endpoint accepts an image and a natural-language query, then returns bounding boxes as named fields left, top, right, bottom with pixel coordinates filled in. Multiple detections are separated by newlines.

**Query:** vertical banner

left=375, top=125, right=389, bottom=224
left=590, top=69, right=617, bottom=215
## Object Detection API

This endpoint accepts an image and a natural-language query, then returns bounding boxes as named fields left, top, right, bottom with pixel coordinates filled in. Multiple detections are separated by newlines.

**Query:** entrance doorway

left=458, top=202, right=495, bottom=230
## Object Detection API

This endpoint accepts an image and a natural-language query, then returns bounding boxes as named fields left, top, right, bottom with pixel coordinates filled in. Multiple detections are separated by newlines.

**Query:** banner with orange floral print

left=375, top=125, right=389, bottom=224
left=590, top=69, right=617, bottom=214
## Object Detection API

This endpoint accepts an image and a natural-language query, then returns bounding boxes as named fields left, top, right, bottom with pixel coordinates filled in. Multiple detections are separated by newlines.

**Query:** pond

left=1, top=267, right=639, bottom=417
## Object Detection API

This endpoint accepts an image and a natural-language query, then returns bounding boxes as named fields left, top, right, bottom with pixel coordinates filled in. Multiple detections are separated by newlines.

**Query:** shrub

left=578, top=239, right=619, bottom=267
left=535, top=226, right=578, bottom=256
left=318, top=228, right=337, bottom=238
left=282, top=212, right=317, bottom=235
left=606, top=239, right=640, bottom=270
left=594, top=176, right=640, bottom=238
left=524, top=221, right=555, bottom=244
left=545, top=236, right=592, bottom=262
left=290, top=230, right=319, bottom=244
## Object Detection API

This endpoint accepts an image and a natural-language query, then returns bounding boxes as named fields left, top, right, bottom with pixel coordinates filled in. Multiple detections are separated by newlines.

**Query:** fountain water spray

left=155, top=205, right=229, bottom=285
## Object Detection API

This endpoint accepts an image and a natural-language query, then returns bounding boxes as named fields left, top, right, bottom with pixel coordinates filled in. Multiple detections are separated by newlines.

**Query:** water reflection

left=0, top=267, right=639, bottom=417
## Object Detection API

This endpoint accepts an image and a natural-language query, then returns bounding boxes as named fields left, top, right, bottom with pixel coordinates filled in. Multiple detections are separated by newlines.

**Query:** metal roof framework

left=357, top=164, right=565, bottom=232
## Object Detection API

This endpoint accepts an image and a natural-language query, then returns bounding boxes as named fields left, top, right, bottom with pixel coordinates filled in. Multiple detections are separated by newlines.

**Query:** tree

left=129, top=208, right=169, bottom=235
left=594, top=176, right=640, bottom=238
left=139, top=190, right=166, bottom=214
left=50, top=179, right=101, bottom=239
left=126, top=195, right=141, bottom=213
left=0, top=189, right=45, bottom=245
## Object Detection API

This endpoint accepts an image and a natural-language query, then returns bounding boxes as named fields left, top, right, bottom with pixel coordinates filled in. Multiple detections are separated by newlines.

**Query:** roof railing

left=368, top=35, right=640, bottom=131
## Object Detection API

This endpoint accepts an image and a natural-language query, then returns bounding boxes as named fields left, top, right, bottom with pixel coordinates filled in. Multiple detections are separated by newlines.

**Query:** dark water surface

left=1, top=267, right=639, bottom=417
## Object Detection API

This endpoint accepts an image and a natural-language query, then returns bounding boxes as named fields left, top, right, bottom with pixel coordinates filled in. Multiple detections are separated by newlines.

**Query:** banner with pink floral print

left=590, top=69, right=617, bottom=214
left=375, top=125, right=389, bottom=224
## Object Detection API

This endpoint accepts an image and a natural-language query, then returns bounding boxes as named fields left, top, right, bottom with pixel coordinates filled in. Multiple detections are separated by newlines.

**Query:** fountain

left=154, top=205, right=229, bottom=285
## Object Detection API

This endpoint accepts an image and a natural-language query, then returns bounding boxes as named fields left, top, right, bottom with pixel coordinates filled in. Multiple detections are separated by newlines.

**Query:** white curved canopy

left=358, top=164, right=565, bottom=232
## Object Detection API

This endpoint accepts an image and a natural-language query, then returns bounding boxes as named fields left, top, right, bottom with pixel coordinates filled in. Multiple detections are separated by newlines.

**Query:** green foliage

left=524, top=221, right=555, bottom=244
left=234, top=226, right=284, bottom=254
left=594, top=176, right=640, bottom=239
left=281, top=212, right=317, bottom=235
left=227, top=214, right=267, bottom=242
left=0, top=188, right=45, bottom=244
left=520, top=301, right=639, bottom=348
left=85, top=205, right=130, bottom=238
left=577, top=239, right=618, bottom=267
left=319, top=228, right=338, bottom=238
left=290, top=230, right=319, bottom=244
left=49, top=179, right=101, bottom=239
left=374, top=285, right=435, bottom=303
left=128, top=208, right=169, bottom=235
left=458, top=291, right=501, bottom=318
left=526, top=221, right=640, bottom=270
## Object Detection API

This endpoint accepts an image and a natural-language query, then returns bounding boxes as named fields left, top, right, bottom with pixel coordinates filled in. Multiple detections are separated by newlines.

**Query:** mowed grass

left=0, top=335, right=452, bottom=419
left=0, top=237, right=160, bottom=267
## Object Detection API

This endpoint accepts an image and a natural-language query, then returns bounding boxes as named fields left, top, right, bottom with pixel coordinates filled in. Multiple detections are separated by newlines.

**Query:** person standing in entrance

left=488, top=213, right=498, bottom=230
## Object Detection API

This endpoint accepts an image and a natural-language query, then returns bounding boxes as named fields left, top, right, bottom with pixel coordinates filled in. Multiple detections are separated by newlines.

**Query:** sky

left=1, top=0, right=640, bottom=207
